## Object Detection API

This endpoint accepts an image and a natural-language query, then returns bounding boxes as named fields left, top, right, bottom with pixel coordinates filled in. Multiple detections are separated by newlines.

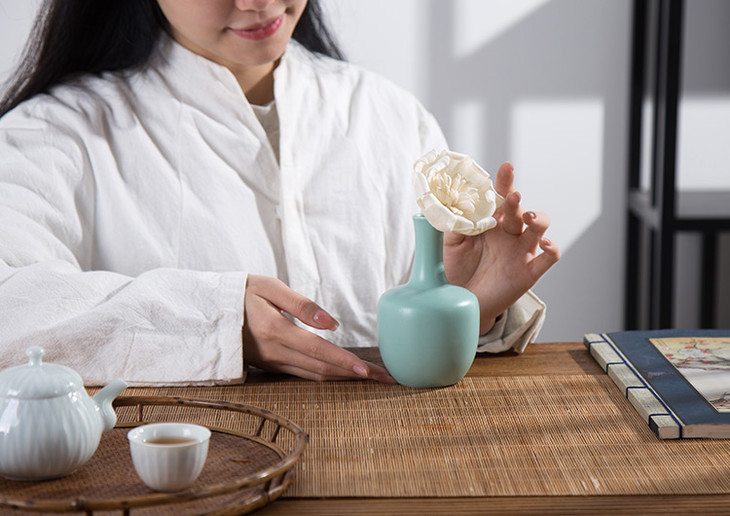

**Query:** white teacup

left=127, top=423, right=210, bottom=492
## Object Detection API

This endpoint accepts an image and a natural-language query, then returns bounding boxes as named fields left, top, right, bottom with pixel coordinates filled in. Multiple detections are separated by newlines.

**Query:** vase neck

left=409, top=215, right=448, bottom=288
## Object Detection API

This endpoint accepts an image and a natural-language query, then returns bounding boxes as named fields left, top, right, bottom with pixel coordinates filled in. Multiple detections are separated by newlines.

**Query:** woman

left=0, top=0, right=559, bottom=385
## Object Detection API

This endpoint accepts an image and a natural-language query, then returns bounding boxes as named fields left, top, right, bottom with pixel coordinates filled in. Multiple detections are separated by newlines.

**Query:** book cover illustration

left=650, top=337, right=730, bottom=413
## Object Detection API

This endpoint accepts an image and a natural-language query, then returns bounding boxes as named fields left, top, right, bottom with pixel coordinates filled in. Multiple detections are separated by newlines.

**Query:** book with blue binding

left=584, top=329, right=730, bottom=439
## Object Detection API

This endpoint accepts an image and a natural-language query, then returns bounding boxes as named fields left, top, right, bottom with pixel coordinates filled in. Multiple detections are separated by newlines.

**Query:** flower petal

left=417, top=193, right=458, bottom=233
left=413, top=149, right=502, bottom=235
left=412, top=169, right=431, bottom=197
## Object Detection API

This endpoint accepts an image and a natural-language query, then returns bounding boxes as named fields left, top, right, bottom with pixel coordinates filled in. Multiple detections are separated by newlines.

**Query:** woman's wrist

left=480, top=317, right=496, bottom=336
left=479, top=312, right=506, bottom=337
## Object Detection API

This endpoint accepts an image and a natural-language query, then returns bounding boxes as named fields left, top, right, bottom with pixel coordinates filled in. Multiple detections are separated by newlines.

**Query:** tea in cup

left=128, top=423, right=210, bottom=492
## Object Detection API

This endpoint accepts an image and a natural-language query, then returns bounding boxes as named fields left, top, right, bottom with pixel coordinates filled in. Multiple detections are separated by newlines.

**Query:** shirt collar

left=147, top=32, right=308, bottom=113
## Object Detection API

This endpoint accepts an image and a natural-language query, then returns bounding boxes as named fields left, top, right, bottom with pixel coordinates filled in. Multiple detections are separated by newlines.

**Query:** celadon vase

left=377, top=214, right=480, bottom=387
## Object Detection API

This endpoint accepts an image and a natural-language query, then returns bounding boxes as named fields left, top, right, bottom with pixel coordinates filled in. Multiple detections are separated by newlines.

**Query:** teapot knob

left=26, top=346, right=44, bottom=366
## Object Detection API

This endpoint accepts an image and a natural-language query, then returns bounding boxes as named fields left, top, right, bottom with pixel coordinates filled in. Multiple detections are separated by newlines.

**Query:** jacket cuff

left=476, top=290, right=546, bottom=353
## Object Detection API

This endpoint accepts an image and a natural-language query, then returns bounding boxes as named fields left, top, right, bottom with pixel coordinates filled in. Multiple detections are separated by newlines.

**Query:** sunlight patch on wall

left=510, top=99, right=604, bottom=252
left=677, top=96, right=730, bottom=190
left=450, top=99, right=488, bottom=166
left=453, top=0, right=551, bottom=59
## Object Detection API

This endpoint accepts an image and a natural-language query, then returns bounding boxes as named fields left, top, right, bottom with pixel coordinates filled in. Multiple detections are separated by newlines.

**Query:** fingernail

left=314, top=310, right=339, bottom=330
left=353, top=364, right=369, bottom=378
left=527, top=211, right=536, bottom=219
left=543, top=238, right=552, bottom=246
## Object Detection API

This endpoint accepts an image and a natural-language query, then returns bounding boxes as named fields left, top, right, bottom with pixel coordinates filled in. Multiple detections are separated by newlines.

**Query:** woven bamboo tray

left=0, top=396, right=309, bottom=515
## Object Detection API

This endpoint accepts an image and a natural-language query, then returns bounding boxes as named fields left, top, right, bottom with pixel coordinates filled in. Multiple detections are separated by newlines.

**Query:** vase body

left=377, top=214, right=479, bottom=387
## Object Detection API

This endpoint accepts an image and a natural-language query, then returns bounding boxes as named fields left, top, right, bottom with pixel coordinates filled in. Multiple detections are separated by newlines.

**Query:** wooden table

left=243, top=342, right=730, bottom=515
left=8, top=342, right=728, bottom=515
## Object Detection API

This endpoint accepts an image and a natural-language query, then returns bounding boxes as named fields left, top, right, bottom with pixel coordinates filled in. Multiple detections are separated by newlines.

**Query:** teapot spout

left=93, top=378, right=127, bottom=432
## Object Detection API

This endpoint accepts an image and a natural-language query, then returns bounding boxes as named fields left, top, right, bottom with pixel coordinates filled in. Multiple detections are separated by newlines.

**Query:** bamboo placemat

left=127, top=374, right=730, bottom=498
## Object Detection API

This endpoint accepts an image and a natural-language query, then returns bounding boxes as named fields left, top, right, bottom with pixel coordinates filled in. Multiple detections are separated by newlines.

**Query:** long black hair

left=0, top=0, right=344, bottom=116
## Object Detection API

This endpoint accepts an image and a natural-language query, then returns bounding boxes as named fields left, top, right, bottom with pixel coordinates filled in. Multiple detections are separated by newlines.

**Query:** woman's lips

left=230, top=15, right=284, bottom=40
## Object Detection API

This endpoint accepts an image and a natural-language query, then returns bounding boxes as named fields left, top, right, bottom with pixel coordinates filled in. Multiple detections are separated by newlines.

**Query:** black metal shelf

left=625, top=0, right=730, bottom=330
left=628, top=190, right=730, bottom=231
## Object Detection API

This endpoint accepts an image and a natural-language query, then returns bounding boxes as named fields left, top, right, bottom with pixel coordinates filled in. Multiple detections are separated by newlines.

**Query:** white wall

left=328, top=0, right=633, bottom=340
left=0, top=1, right=40, bottom=82
left=327, top=0, right=730, bottom=336
left=1, top=1, right=727, bottom=340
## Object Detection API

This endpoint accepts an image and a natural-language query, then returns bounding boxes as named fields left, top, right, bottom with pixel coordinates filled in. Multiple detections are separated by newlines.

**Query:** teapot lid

left=0, top=347, right=84, bottom=399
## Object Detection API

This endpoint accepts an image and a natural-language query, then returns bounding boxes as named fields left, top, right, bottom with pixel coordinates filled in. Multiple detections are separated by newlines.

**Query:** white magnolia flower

left=413, top=149, right=503, bottom=235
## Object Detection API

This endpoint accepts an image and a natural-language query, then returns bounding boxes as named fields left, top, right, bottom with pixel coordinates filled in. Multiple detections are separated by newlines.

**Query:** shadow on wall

left=422, top=0, right=633, bottom=341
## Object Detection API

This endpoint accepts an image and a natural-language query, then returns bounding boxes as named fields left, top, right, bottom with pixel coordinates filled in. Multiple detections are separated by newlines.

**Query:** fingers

left=248, top=275, right=339, bottom=331
left=311, top=309, right=339, bottom=331
left=276, top=360, right=396, bottom=383
left=529, top=237, right=561, bottom=278
left=281, top=325, right=393, bottom=382
left=494, top=162, right=515, bottom=198
left=501, top=191, right=524, bottom=235
left=256, top=327, right=367, bottom=381
left=368, top=364, right=398, bottom=383
left=523, top=210, right=551, bottom=241
left=243, top=275, right=396, bottom=383
left=520, top=212, right=560, bottom=278
left=495, top=163, right=524, bottom=236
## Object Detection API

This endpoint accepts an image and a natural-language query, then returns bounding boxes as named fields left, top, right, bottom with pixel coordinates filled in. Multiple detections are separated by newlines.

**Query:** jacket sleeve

left=0, top=107, right=246, bottom=386
left=477, top=292, right=546, bottom=353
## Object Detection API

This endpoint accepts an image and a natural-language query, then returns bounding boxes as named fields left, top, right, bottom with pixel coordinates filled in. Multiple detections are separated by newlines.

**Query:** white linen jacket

left=0, top=36, right=544, bottom=385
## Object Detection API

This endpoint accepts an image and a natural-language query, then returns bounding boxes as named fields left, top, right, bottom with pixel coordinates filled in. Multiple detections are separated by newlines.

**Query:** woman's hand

left=243, top=275, right=395, bottom=382
left=442, top=162, right=561, bottom=334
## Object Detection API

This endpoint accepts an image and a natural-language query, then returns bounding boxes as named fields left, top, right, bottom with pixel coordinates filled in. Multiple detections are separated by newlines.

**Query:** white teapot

left=0, top=346, right=127, bottom=480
